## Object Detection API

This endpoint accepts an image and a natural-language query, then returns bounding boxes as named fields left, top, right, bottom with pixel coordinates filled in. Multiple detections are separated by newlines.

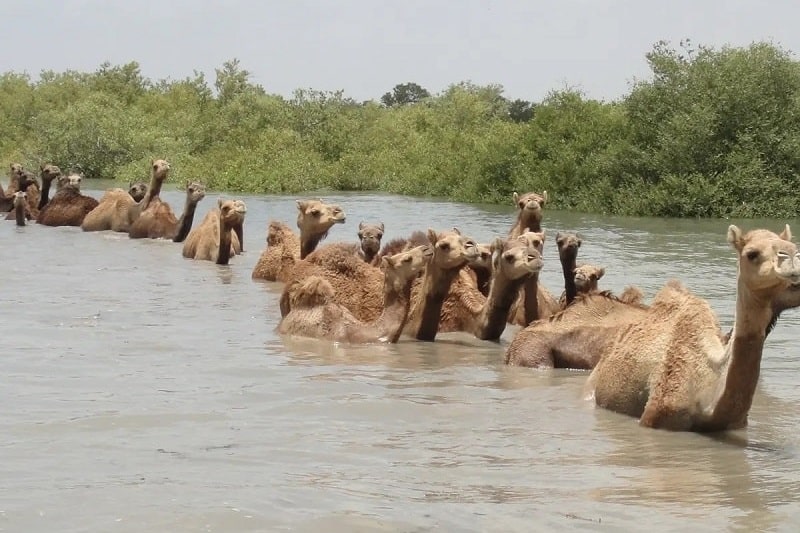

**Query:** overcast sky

left=3, top=0, right=800, bottom=102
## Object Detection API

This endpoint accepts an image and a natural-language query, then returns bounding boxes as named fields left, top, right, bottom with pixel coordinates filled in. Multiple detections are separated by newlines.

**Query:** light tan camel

left=278, top=244, right=433, bottom=343
left=36, top=174, right=99, bottom=227
left=35, top=164, right=63, bottom=211
left=251, top=199, right=346, bottom=282
left=357, top=221, right=384, bottom=263
left=506, top=231, right=560, bottom=326
left=505, top=290, right=649, bottom=369
left=12, top=191, right=27, bottom=226
left=129, top=179, right=204, bottom=240
left=182, top=199, right=247, bottom=264
left=467, top=243, right=494, bottom=297
left=573, top=264, right=605, bottom=294
left=81, top=159, right=169, bottom=232
left=509, top=190, right=548, bottom=236
left=404, top=228, right=480, bottom=341
left=586, top=225, right=800, bottom=432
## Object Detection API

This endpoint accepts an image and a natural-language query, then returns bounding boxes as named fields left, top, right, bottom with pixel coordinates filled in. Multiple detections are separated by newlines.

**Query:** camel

left=573, top=264, right=605, bottom=295
left=251, top=199, right=346, bottom=282
left=12, top=191, right=26, bottom=226
left=508, top=190, right=548, bottom=237
left=182, top=198, right=247, bottom=264
left=81, top=159, right=169, bottom=232
left=278, top=244, right=434, bottom=344
left=404, top=228, right=480, bottom=341
left=36, top=164, right=63, bottom=211
left=129, top=178, right=202, bottom=241
left=36, top=174, right=99, bottom=227
left=468, top=243, right=494, bottom=297
left=555, top=232, right=581, bottom=306
left=2, top=170, right=35, bottom=217
left=505, top=290, right=650, bottom=369
left=505, top=231, right=560, bottom=326
left=586, top=224, right=800, bottom=432
left=127, top=182, right=148, bottom=203
left=357, top=221, right=384, bottom=263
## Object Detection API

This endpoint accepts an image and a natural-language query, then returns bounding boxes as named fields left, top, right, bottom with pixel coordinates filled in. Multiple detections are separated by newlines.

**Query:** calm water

left=2, top=186, right=800, bottom=532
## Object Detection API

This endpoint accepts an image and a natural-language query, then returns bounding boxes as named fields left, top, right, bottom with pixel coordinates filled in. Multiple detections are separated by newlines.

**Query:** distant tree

left=508, top=99, right=534, bottom=123
left=214, top=58, right=264, bottom=104
left=381, top=82, right=430, bottom=107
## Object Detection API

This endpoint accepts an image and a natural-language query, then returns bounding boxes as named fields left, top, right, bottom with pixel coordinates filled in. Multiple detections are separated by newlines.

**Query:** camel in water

left=586, top=224, right=800, bottom=432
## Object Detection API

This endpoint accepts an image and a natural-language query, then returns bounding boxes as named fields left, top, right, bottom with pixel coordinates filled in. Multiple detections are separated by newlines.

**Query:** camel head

left=296, top=199, right=346, bottom=236
left=150, top=159, right=171, bottom=182
left=9, top=163, right=23, bottom=179
left=218, top=198, right=247, bottom=226
left=513, top=190, right=548, bottom=214
left=574, top=264, right=605, bottom=293
left=426, top=227, right=479, bottom=270
left=128, top=182, right=148, bottom=203
left=383, top=244, right=434, bottom=288
left=468, top=242, right=495, bottom=272
left=492, top=232, right=545, bottom=281
left=556, top=231, right=582, bottom=259
left=12, top=190, right=26, bottom=206
left=358, top=221, right=384, bottom=258
left=39, top=164, right=62, bottom=185
left=186, top=181, right=206, bottom=204
left=58, top=174, right=83, bottom=191
left=728, top=224, right=800, bottom=294
left=517, top=231, right=545, bottom=254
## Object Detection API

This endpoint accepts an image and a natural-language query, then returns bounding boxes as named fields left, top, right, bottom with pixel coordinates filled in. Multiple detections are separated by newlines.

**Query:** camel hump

left=288, top=276, right=335, bottom=308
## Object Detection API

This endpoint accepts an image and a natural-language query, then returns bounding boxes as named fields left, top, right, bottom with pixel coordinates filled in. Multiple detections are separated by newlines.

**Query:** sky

left=3, top=0, right=800, bottom=103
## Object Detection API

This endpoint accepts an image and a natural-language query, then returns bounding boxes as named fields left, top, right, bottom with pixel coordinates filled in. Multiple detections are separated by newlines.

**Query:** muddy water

left=2, top=186, right=800, bottom=532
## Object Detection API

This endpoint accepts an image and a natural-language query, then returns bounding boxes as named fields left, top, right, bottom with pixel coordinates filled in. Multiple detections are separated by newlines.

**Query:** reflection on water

left=1, top=187, right=800, bottom=531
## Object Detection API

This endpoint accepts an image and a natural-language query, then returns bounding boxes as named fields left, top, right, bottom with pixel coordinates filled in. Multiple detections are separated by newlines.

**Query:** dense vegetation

left=2, top=40, right=799, bottom=218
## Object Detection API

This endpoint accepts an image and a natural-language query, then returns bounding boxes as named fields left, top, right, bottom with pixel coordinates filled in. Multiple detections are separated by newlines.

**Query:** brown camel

left=36, top=164, right=63, bottom=211
left=508, top=190, right=548, bottom=236
left=505, top=290, right=650, bottom=369
left=555, top=232, right=581, bottom=306
left=36, top=174, right=99, bottom=227
left=278, top=244, right=434, bottom=343
left=586, top=225, right=800, bottom=432
left=12, top=191, right=27, bottom=226
left=182, top=199, right=247, bottom=264
left=127, top=182, right=148, bottom=203
left=81, top=159, right=169, bottom=232
left=573, top=264, right=605, bottom=295
left=467, top=243, right=494, bottom=297
left=251, top=199, right=346, bottom=282
left=506, top=231, right=560, bottom=326
left=3, top=168, right=39, bottom=219
left=357, top=221, right=384, bottom=263
left=129, top=178, right=202, bottom=241
left=404, top=228, right=480, bottom=341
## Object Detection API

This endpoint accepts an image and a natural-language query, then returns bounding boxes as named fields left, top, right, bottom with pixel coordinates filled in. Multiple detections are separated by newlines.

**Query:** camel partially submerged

left=586, top=225, right=800, bottom=432
left=251, top=199, right=346, bottom=282
left=3, top=164, right=41, bottom=218
left=278, top=244, right=433, bottom=343
left=357, top=221, right=384, bottom=263
left=404, top=228, right=480, bottom=341
left=36, top=164, right=63, bottom=211
left=573, top=264, right=605, bottom=295
left=555, top=232, right=581, bottom=306
left=129, top=179, right=205, bottom=240
left=505, top=290, right=650, bottom=369
left=182, top=199, right=247, bottom=264
left=81, top=159, right=169, bottom=232
left=506, top=231, right=560, bottom=326
left=36, top=174, right=99, bottom=227
left=509, top=190, right=548, bottom=236
left=12, top=191, right=27, bottom=226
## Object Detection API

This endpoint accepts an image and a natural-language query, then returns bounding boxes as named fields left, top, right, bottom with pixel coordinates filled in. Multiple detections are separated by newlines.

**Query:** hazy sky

left=3, top=0, right=800, bottom=102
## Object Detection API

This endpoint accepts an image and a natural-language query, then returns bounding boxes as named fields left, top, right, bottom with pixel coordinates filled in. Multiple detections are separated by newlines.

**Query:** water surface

left=1, top=186, right=799, bottom=532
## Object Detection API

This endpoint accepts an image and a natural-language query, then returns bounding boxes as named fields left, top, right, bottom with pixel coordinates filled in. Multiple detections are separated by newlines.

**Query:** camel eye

left=438, top=242, right=450, bottom=251
left=402, top=256, right=412, bottom=263
left=746, top=250, right=760, bottom=261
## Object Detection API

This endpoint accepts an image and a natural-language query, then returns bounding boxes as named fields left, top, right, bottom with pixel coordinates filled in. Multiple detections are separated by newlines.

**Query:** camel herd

left=5, top=161, right=800, bottom=434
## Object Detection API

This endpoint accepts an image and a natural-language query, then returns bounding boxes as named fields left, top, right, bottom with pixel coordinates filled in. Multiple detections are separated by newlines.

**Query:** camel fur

left=81, top=159, right=168, bottom=232
left=278, top=244, right=433, bottom=344
left=37, top=174, right=99, bottom=227
left=357, top=221, right=384, bottom=263
left=251, top=199, right=346, bottom=282
left=129, top=178, right=203, bottom=240
left=13, top=191, right=27, bottom=226
left=508, top=190, right=548, bottom=236
left=586, top=225, right=800, bottom=432
left=182, top=198, right=247, bottom=264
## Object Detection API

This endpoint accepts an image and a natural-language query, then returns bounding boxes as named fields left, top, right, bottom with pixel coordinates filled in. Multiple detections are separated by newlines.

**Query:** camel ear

left=597, top=267, right=606, bottom=280
left=452, top=227, right=461, bottom=235
left=727, top=225, right=744, bottom=251
left=540, top=230, right=546, bottom=242
left=358, top=221, right=366, bottom=231
left=40, top=163, right=45, bottom=171
left=427, top=228, right=438, bottom=245
left=541, top=190, right=549, bottom=205
left=378, top=222, right=385, bottom=232
left=296, top=200, right=308, bottom=212
left=491, top=237, right=504, bottom=254
left=512, top=191, right=519, bottom=205
left=381, top=255, right=394, bottom=269
left=779, top=224, right=792, bottom=241
left=218, top=198, right=225, bottom=208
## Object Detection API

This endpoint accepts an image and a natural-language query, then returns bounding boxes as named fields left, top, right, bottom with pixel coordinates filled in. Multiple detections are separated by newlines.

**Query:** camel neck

left=474, top=271, right=525, bottom=341
left=472, top=267, right=492, bottom=297
left=216, top=215, right=234, bottom=265
left=14, top=202, right=25, bottom=226
left=38, top=179, right=53, bottom=210
left=415, top=266, right=460, bottom=341
left=706, top=281, right=771, bottom=430
left=560, top=250, right=578, bottom=305
left=233, top=223, right=244, bottom=253
left=172, top=197, right=200, bottom=243
left=523, top=273, right=541, bottom=325
left=300, top=232, right=325, bottom=259
left=516, top=214, right=541, bottom=234
left=142, top=176, right=164, bottom=211
left=375, top=276, right=413, bottom=343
